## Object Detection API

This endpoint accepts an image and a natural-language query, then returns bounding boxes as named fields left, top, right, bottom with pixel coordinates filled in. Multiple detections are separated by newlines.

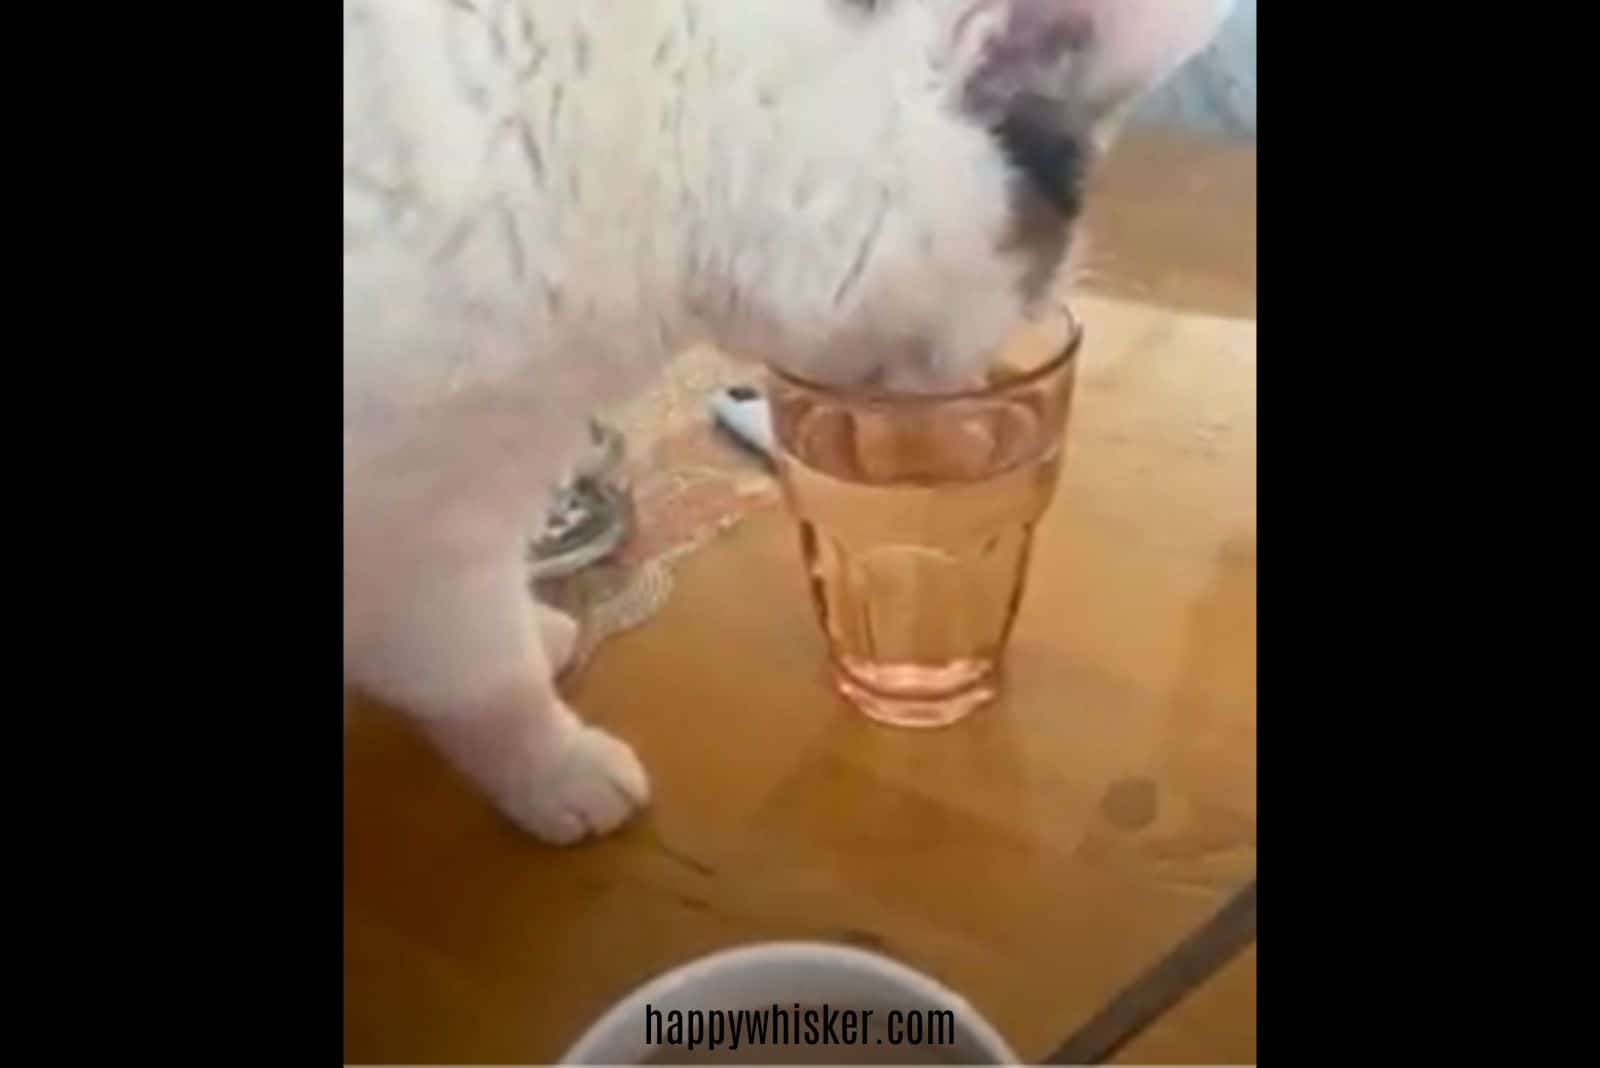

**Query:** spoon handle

left=1042, top=878, right=1257, bottom=1065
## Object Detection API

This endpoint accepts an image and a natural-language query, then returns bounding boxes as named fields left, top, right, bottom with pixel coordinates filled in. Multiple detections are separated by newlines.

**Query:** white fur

left=343, top=0, right=1228, bottom=844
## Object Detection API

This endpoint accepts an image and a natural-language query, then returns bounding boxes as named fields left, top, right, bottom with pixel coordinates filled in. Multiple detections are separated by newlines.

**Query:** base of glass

left=833, top=668, right=998, bottom=728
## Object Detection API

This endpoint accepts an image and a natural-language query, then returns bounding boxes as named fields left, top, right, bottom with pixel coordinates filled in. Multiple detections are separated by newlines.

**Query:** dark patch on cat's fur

left=994, top=93, right=1087, bottom=217
left=960, top=5, right=1096, bottom=305
left=1000, top=196, right=1069, bottom=306
left=963, top=4, right=1094, bottom=119
left=990, top=95, right=1088, bottom=304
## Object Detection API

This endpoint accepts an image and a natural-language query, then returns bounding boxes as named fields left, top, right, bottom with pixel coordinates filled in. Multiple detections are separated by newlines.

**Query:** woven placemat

left=534, top=343, right=780, bottom=677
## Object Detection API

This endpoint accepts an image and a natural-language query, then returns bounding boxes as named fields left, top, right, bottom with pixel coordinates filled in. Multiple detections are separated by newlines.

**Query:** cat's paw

left=509, top=723, right=650, bottom=844
left=536, top=604, right=581, bottom=673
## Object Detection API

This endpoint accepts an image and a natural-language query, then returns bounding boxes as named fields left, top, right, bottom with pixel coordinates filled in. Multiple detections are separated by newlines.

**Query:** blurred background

left=1134, top=0, right=1256, bottom=140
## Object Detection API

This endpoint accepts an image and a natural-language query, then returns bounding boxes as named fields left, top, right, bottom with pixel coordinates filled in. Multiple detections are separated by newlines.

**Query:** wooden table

left=344, top=127, right=1257, bottom=1065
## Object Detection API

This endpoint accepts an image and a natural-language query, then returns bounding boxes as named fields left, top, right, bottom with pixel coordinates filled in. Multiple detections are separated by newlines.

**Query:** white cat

left=343, top=0, right=1232, bottom=844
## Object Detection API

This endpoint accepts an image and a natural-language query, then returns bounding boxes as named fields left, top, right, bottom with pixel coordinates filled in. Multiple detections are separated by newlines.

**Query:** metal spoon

left=1042, top=878, right=1257, bottom=1065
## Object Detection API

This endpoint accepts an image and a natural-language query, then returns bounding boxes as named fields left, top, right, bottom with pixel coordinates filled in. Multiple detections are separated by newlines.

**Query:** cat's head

left=717, top=0, right=1233, bottom=391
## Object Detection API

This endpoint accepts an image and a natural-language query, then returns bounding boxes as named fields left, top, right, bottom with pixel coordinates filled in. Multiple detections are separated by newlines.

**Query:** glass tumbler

left=767, top=309, right=1081, bottom=727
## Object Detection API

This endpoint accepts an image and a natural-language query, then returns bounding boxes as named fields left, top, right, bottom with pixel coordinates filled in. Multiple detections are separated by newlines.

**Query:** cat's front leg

left=354, top=561, right=649, bottom=844
left=419, top=681, right=649, bottom=844
left=534, top=601, right=581, bottom=675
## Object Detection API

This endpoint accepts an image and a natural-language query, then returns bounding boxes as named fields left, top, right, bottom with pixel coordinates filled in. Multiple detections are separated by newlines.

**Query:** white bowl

left=559, top=941, right=1018, bottom=1064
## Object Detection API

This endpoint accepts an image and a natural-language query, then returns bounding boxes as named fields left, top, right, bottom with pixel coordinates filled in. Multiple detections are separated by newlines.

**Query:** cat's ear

left=946, top=0, right=1234, bottom=143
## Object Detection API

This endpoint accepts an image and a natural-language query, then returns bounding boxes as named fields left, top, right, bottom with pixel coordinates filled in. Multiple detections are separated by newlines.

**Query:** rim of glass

left=766, top=301, right=1082, bottom=404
